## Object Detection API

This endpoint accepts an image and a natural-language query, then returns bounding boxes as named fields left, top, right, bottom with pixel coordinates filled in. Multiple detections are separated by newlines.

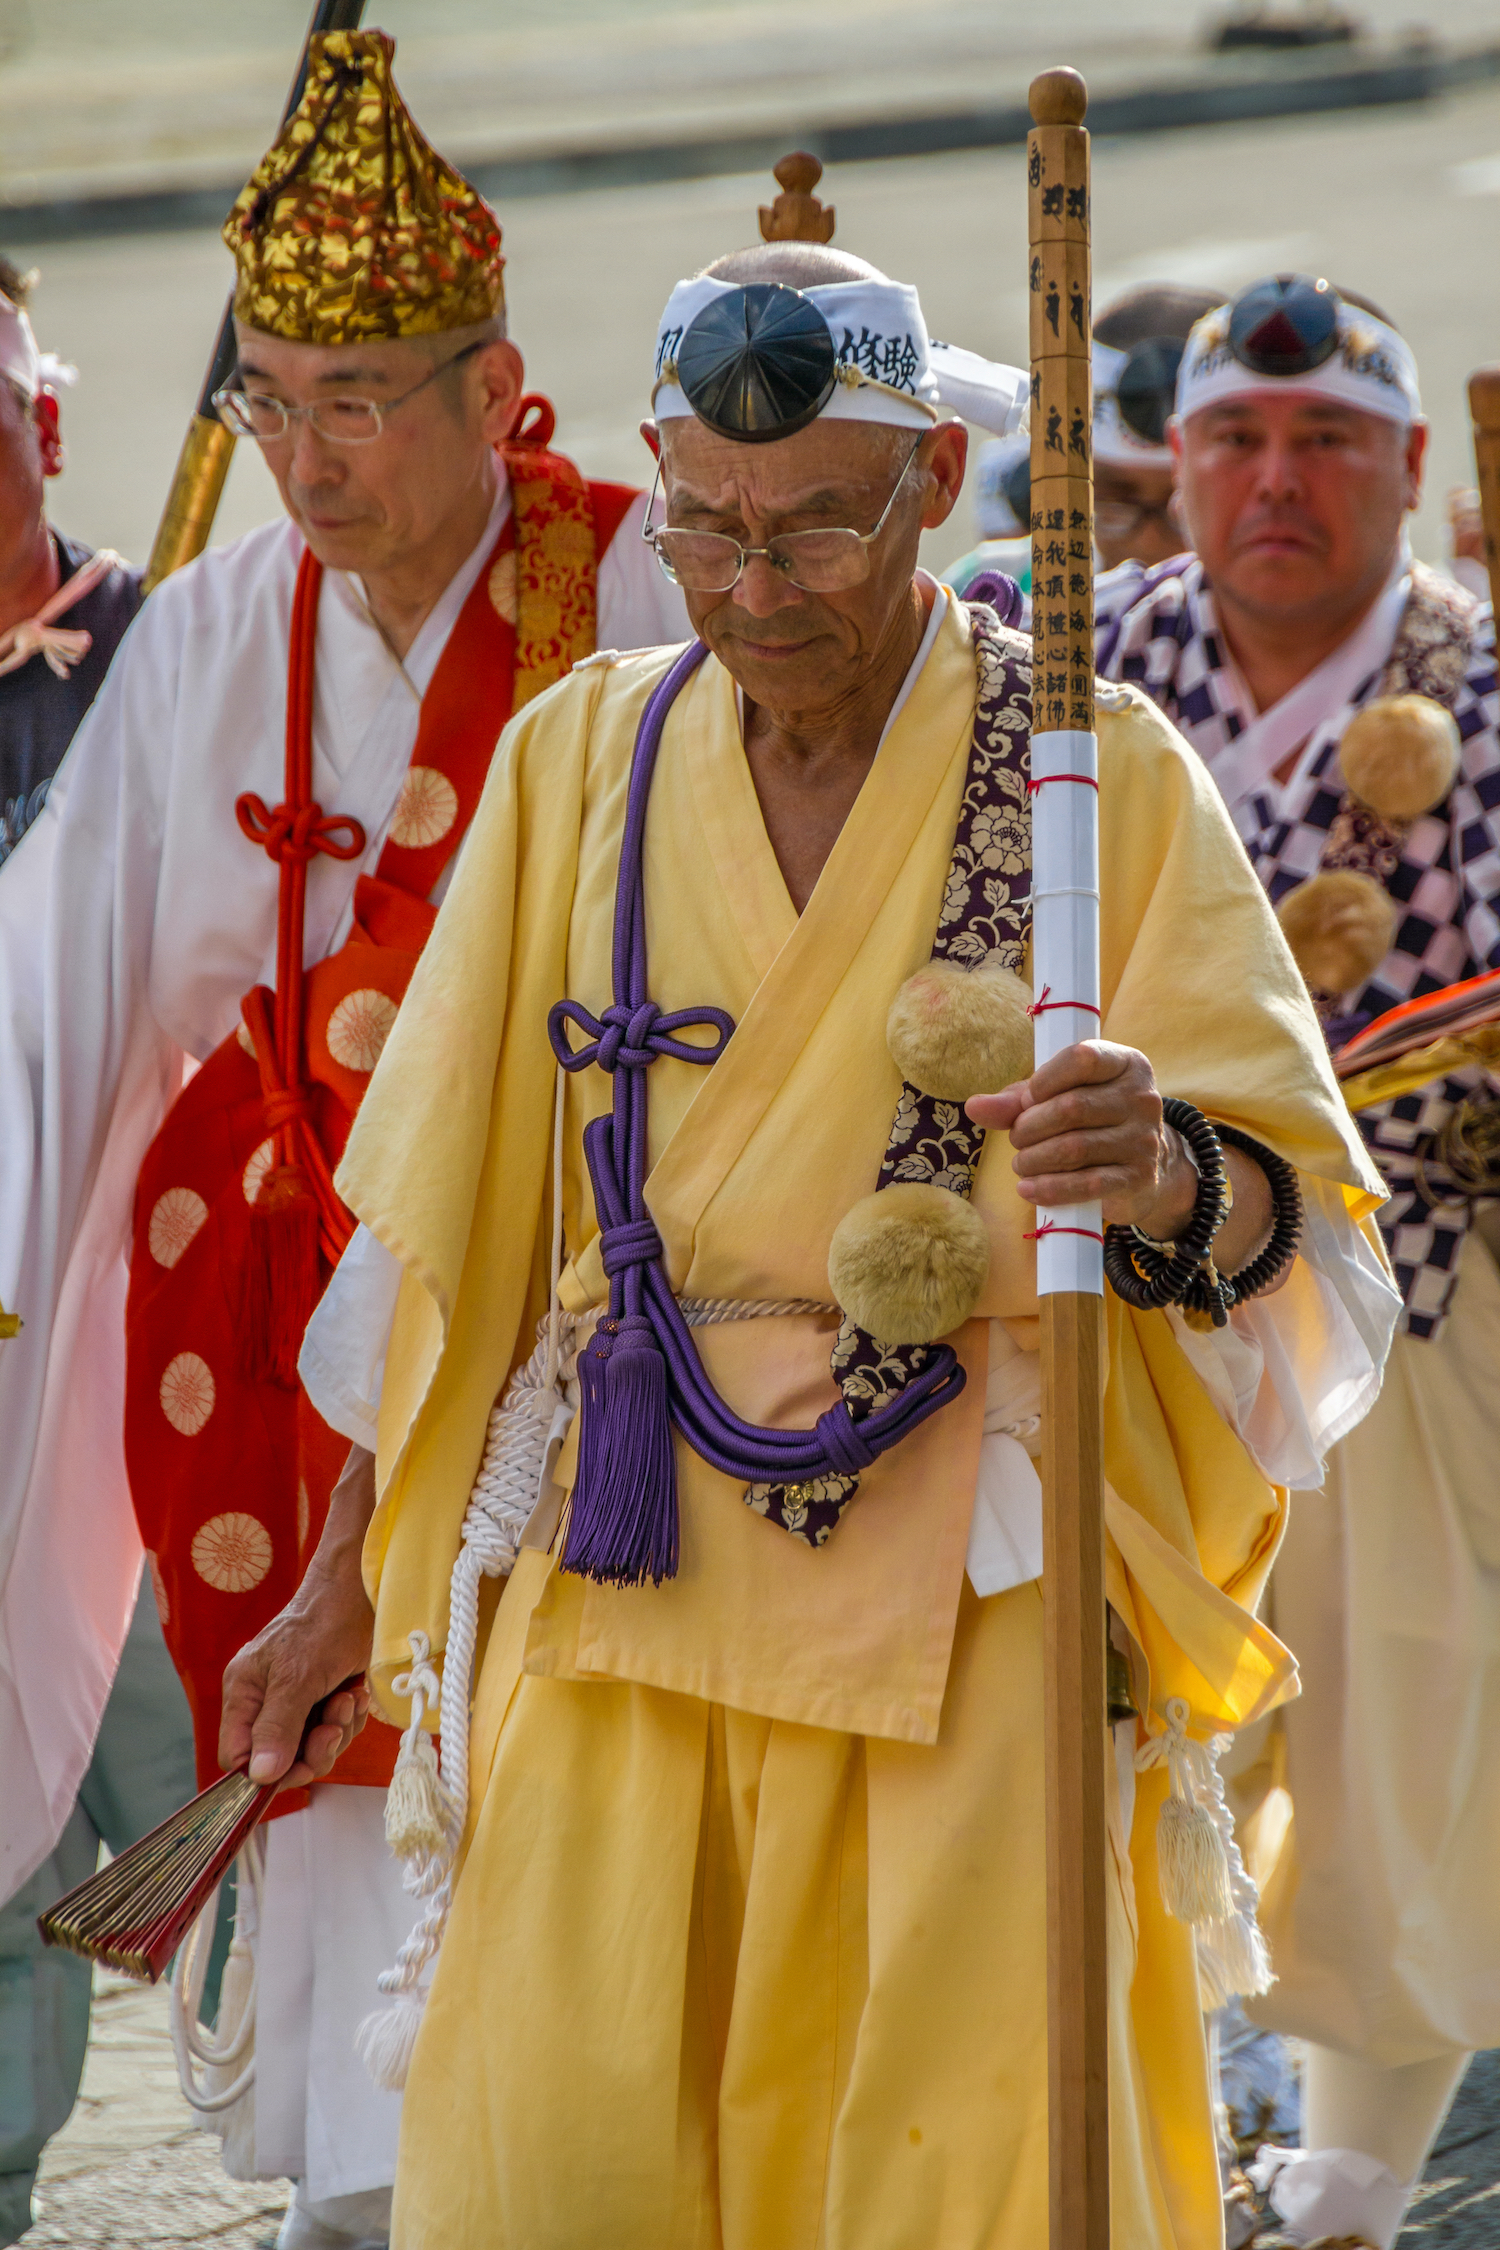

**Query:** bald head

left=701, top=242, right=887, bottom=291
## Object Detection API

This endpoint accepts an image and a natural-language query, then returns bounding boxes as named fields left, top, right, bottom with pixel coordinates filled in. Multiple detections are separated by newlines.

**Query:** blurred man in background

left=0, top=255, right=140, bottom=857
left=1098, top=273, right=1500, bottom=2250
left=0, top=250, right=195, bottom=2250
left=0, top=34, right=685, bottom=2250
left=947, top=281, right=1220, bottom=596
left=941, top=426, right=1031, bottom=592
left=1091, top=282, right=1221, bottom=572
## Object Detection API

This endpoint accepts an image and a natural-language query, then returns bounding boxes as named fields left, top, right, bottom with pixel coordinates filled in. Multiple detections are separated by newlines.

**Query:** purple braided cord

left=961, top=570, right=1026, bottom=630
left=547, top=642, right=965, bottom=1489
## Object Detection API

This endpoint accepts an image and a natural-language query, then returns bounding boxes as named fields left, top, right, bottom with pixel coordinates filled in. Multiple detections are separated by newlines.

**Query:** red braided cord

left=235, top=553, right=360, bottom=1261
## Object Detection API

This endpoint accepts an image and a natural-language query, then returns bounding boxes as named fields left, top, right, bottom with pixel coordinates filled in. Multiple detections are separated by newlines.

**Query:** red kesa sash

left=126, top=419, right=636, bottom=1805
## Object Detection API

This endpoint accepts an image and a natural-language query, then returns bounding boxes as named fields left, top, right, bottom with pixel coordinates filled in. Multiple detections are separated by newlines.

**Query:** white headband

left=0, top=292, right=76, bottom=401
left=1177, top=300, right=1420, bottom=427
left=651, top=275, right=1028, bottom=438
left=1091, top=342, right=1174, bottom=471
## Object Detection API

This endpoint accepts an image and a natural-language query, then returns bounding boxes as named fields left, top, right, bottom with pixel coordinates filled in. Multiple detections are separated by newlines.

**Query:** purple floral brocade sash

left=548, top=588, right=1034, bottom=1583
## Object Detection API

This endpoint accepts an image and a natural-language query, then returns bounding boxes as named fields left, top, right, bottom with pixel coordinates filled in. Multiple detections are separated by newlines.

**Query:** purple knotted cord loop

left=601, top=1217, right=664, bottom=1276
left=549, top=995, right=734, bottom=1075
left=552, top=637, right=967, bottom=1585
left=814, top=1401, right=877, bottom=1478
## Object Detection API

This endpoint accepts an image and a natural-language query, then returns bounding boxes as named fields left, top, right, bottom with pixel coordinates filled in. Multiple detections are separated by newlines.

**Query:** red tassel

left=239, top=1166, right=321, bottom=1388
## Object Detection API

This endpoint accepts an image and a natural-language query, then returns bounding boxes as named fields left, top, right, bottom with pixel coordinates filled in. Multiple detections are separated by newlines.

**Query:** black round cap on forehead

left=1228, top=274, right=1342, bottom=378
left=1115, top=337, right=1184, bottom=446
left=675, top=283, right=839, bottom=443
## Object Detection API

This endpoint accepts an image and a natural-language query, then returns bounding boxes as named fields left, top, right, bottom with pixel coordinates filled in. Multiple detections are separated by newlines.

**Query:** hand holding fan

left=38, top=1675, right=364, bottom=1983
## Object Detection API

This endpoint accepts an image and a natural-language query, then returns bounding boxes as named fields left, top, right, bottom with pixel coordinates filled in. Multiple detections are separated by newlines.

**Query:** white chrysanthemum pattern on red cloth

left=148, top=1187, right=208, bottom=1269
left=191, top=1511, right=272, bottom=1593
left=389, top=765, right=458, bottom=849
left=160, top=1352, right=216, bottom=1436
left=327, top=987, right=398, bottom=1073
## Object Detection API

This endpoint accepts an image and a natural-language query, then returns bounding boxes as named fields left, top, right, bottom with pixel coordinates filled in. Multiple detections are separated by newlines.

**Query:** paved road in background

left=6, top=75, right=1500, bottom=576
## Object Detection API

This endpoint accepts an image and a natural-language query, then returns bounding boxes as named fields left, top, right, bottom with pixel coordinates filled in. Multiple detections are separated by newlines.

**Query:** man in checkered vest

left=1097, top=273, right=1500, bottom=2250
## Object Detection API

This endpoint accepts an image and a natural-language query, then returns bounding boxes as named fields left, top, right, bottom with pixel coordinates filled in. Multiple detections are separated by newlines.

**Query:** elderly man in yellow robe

left=225, top=243, right=1398, bottom=2249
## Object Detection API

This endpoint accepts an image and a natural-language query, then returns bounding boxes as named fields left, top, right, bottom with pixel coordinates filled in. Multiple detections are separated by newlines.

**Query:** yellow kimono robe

left=339, top=601, right=1384, bottom=2250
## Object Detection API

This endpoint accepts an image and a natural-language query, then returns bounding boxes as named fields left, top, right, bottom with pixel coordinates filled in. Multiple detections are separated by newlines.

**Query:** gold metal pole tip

left=1029, top=68, right=1088, bottom=126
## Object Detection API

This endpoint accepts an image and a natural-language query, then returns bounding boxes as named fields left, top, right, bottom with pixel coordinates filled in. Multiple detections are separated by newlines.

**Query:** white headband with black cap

left=1092, top=340, right=1178, bottom=471
left=1177, top=276, right=1420, bottom=427
left=652, top=275, right=1027, bottom=440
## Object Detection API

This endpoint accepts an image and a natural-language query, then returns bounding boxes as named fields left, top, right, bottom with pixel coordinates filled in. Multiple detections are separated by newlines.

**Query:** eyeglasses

left=1095, top=495, right=1179, bottom=542
left=642, top=433, right=927, bottom=593
left=212, top=339, right=486, bottom=446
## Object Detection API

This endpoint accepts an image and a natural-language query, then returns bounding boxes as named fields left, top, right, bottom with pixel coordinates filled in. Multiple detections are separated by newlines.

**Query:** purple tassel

left=561, top=1318, right=615, bottom=1561
left=560, top=1314, right=679, bottom=1587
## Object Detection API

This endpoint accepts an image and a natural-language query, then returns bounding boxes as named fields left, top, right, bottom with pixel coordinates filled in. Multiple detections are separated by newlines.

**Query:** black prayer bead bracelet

left=1103, top=1099, right=1303, bottom=1329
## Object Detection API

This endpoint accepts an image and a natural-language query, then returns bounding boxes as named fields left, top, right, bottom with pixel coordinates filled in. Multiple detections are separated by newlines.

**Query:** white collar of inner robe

left=1195, top=543, right=1411, bottom=817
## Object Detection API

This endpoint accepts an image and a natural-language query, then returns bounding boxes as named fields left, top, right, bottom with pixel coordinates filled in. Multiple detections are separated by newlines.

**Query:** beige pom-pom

left=886, top=960, right=1034, bottom=1099
left=1276, top=870, right=1398, bottom=994
left=828, top=1182, right=990, bottom=1345
left=1339, top=694, right=1461, bottom=824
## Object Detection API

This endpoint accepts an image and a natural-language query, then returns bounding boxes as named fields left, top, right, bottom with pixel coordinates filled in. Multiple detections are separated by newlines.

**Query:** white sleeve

left=0, top=618, right=186, bottom=1897
left=596, top=489, right=692, bottom=652
left=1166, top=1172, right=1400, bottom=1491
left=965, top=1325, right=1044, bottom=1598
left=299, top=1222, right=404, bottom=1453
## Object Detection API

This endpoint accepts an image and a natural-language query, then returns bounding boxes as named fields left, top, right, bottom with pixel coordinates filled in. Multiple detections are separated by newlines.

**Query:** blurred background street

left=2, top=1, right=1499, bottom=574
left=3, top=1, right=1500, bottom=2243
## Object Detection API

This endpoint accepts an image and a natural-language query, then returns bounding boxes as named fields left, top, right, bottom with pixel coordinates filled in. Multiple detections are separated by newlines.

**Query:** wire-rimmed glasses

left=212, top=339, right=487, bottom=446
left=642, top=432, right=927, bottom=593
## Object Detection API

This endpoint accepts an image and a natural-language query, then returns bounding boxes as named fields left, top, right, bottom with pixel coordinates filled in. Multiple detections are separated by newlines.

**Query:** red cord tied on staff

left=232, top=557, right=367, bottom=1385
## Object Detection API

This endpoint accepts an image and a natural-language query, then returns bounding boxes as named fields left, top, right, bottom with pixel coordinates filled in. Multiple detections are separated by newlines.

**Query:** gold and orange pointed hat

left=224, top=29, right=505, bottom=343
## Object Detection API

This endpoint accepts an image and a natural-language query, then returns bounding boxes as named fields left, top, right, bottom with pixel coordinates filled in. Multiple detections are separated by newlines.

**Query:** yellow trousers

left=393, top=1576, right=1218, bottom=2249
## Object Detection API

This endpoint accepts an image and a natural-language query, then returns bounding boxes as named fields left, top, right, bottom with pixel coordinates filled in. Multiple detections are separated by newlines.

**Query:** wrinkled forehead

left=658, top=411, right=918, bottom=512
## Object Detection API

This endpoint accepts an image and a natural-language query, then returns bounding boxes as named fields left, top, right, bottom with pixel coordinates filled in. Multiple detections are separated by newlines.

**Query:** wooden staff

left=1468, top=365, right=1500, bottom=621
left=1028, top=66, right=1109, bottom=2250
left=143, top=0, right=367, bottom=590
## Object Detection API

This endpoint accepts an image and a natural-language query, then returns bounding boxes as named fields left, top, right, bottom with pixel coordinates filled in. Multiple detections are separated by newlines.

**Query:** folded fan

left=37, top=1673, right=364, bottom=1983
left=38, top=1769, right=273, bottom=1983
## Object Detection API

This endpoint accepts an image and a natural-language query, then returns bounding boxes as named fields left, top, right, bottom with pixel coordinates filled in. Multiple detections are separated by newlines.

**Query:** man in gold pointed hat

left=0, top=29, right=684, bottom=2249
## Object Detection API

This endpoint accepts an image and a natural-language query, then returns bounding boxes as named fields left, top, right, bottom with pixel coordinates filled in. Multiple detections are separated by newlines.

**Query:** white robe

left=0, top=471, right=687, bottom=1906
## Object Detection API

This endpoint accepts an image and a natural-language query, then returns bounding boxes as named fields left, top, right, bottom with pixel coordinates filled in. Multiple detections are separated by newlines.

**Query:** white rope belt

left=356, top=1287, right=837, bottom=2090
